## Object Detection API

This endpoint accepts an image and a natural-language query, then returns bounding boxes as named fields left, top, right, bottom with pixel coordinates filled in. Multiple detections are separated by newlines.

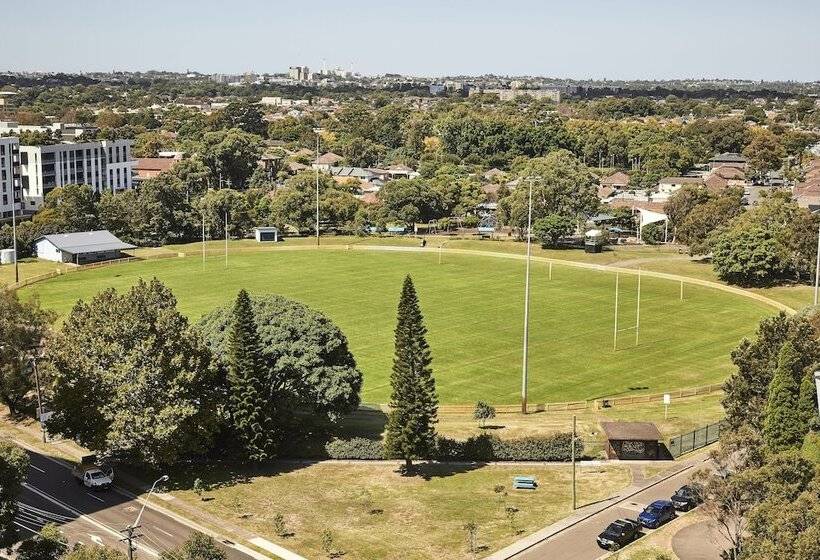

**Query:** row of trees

left=665, top=187, right=818, bottom=285
left=693, top=310, right=820, bottom=559
left=43, top=279, right=363, bottom=466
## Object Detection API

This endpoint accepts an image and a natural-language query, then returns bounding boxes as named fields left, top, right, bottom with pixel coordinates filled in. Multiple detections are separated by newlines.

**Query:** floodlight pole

left=613, top=272, right=620, bottom=351
left=635, top=269, right=641, bottom=346
left=521, top=177, right=535, bottom=414
left=571, top=415, right=577, bottom=510
left=201, top=213, right=206, bottom=268
left=224, top=210, right=228, bottom=268
left=814, top=222, right=820, bottom=306
left=314, top=128, right=322, bottom=247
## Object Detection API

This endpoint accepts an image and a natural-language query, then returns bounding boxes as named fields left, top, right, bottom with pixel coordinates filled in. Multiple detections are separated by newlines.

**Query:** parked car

left=638, top=500, right=676, bottom=529
left=671, top=484, right=702, bottom=511
left=596, top=518, right=641, bottom=549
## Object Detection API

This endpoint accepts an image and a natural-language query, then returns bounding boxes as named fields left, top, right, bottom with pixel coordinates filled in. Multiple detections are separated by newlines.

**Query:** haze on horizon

left=2, top=0, right=819, bottom=81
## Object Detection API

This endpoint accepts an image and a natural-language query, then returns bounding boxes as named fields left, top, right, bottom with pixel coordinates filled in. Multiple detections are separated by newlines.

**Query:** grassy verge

left=169, top=461, right=631, bottom=560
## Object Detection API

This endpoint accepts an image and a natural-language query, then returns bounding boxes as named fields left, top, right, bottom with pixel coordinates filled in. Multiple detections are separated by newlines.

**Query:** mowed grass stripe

left=20, top=250, right=773, bottom=404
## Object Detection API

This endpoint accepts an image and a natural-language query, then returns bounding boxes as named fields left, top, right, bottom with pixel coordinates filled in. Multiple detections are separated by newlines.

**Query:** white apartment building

left=20, top=139, right=134, bottom=210
left=0, top=137, right=22, bottom=220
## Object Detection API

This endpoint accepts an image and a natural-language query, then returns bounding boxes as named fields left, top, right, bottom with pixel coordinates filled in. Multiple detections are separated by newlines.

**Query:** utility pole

left=32, top=355, right=45, bottom=443
left=521, top=177, right=535, bottom=414
left=572, top=415, right=577, bottom=510
left=119, top=525, right=140, bottom=560
left=224, top=210, right=228, bottom=268
left=313, top=128, right=322, bottom=246
left=635, top=269, right=641, bottom=346
left=201, top=213, right=206, bottom=268
left=613, top=272, right=620, bottom=351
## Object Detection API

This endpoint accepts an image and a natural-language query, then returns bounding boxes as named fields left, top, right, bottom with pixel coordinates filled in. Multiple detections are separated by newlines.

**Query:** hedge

left=295, top=432, right=580, bottom=462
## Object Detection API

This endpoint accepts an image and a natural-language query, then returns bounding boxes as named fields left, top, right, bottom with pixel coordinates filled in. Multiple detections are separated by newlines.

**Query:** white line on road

left=22, top=483, right=158, bottom=557
left=85, top=492, right=105, bottom=503
left=153, top=526, right=174, bottom=538
left=30, top=464, right=46, bottom=473
left=14, top=521, right=39, bottom=534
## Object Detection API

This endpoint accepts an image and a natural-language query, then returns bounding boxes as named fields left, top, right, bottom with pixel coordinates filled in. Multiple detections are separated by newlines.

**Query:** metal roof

left=37, top=230, right=136, bottom=255
left=601, top=421, right=662, bottom=442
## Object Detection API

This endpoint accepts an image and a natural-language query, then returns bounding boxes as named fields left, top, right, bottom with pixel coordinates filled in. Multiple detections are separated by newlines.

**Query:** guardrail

left=668, top=420, right=727, bottom=458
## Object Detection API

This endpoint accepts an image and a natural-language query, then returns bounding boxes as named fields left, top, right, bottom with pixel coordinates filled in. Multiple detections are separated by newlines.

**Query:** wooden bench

left=513, top=476, right=537, bottom=490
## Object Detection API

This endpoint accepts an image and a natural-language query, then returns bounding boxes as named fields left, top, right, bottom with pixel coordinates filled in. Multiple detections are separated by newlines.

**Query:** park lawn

left=20, top=248, right=772, bottom=404
left=169, top=461, right=632, bottom=560
left=0, top=258, right=71, bottom=286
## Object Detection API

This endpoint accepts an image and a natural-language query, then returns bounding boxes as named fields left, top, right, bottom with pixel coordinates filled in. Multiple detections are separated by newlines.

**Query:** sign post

left=663, top=393, right=671, bottom=420
left=814, top=372, right=820, bottom=415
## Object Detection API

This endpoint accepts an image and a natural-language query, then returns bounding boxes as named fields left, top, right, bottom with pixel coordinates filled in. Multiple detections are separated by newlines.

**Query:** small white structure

left=254, top=227, right=279, bottom=243
left=0, top=248, right=14, bottom=265
left=35, top=230, right=136, bottom=264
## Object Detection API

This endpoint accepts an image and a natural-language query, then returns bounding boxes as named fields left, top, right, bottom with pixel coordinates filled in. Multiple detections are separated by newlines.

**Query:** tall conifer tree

left=763, top=342, right=804, bottom=452
left=228, top=289, right=277, bottom=460
left=385, top=276, right=438, bottom=470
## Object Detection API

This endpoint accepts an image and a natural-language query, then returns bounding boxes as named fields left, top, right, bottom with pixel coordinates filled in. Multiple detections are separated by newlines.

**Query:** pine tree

left=763, top=342, right=805, bottom=452
left=384, top=276, right=438, bottom=471
left=797, top=371, right=818, bottom=433
left=228, top=290, right=277, bottom=461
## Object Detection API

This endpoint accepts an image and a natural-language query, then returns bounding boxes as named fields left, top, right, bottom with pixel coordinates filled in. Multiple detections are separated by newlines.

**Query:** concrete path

left=672, top=520, right=729, bottom=560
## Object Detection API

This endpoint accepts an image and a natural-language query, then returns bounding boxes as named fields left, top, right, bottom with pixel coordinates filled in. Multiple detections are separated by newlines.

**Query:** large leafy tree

left=384, top=276, right=438, bottom=470
left=0, top=291, right=53, bottom=415
left=198, top=294, right=362, bottom=427
left=498, top=150, right=597, bottom=236
left=677, top=188, right=743, bottom=255
left=33, top=184, right=99, bottom=233
left=220, top=101, right=266, bottom=137
left=17, top=524, right=68, bottom=560
left=712, top=225, right=783, bottom=285
left=0, top=441, right=29, bottom=548
left=743, top=129, right=786, bottom=179
left=226, top=290, right=278, bottom=461
left=194, top=188, right=252, bottom=239
left=47, top=279, right=220, bottom=466
left=201, top=128, right=263, bottom=188
left=377, top=178, right=444, bottom=227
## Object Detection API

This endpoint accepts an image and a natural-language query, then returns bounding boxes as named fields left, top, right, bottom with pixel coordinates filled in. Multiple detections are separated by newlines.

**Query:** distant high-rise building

left=20, top=139, right=135, bottom=211
left=288, top=66, right=310, bottom=82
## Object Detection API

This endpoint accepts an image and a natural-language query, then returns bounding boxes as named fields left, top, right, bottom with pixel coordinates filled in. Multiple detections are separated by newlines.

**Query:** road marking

left=30, top=464, right=46, bottom=473
left=85, top=492, right=105, bottom=503
left=22, top=483, right=158, bottom=557
left=153, top=526, right=174, bottom=538
left=90, top=534, right=104, bottom=546
left=14, top=521, right=39, bottom=534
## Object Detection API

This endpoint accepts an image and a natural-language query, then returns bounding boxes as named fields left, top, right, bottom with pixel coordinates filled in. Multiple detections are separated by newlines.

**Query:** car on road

left=671, top=484, right=702, bottom=511
left=71, top=454, right=114, bottom=490
left=638, top=500, right=676, bottom=529
left=596, top=518, right=641, bottom=550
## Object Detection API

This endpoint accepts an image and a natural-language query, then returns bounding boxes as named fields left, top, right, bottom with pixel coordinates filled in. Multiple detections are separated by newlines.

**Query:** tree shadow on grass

left=398, top=461, right=486, bottom=481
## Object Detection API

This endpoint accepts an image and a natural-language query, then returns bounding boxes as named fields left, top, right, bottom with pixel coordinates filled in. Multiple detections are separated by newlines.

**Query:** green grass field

left=19, top=247, right=774, bottom=404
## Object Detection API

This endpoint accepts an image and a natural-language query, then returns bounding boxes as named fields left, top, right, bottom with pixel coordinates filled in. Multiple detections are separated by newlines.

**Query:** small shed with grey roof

left=601, top=421, right=663, bottom=460
left=35, top=230, right=136, bottom=265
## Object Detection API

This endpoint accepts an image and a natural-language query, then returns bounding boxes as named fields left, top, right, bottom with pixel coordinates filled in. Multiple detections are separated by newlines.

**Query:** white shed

left=35, top=231, right=136, bottom=264
left=254, top=227, right=279, bottom=243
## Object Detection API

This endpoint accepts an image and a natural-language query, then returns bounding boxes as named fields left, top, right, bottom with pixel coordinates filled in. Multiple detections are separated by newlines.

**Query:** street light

left=313, top=127, right=324, bottom=247
left=521, top=176, right=540, bottom=414
left=121, top=474, right=169, bottom=560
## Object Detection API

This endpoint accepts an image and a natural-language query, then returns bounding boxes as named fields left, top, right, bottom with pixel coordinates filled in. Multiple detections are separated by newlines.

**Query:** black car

left=596, top=518, right=641, bottom=550
left=671, top=484, right=702, bottom=511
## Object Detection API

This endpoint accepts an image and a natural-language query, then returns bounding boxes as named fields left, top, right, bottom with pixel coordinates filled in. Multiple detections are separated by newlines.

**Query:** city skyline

left=2, top=0, right=819, bottom=81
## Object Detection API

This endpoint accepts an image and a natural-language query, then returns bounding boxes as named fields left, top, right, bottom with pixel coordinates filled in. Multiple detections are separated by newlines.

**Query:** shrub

left=436, top=433, right=580, bottom=462
left=324, top=438, right=385, bottom=460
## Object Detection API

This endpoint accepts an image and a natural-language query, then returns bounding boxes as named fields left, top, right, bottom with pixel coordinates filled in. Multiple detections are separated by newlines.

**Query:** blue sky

left=2, top=0, right=819, bottom=80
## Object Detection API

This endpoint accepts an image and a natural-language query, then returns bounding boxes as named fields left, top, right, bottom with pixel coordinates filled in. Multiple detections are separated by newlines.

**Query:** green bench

left=513, top=476, right=537, bottom=490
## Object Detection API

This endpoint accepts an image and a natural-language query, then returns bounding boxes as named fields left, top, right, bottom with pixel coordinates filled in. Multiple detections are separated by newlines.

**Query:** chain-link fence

left=668, top=420, right=727, bottom=458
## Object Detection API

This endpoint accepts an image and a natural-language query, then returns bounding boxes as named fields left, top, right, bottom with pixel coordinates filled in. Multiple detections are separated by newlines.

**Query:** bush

left=284, top=433, right=580, bottom=462
left=640, top=222, right=664, bottom=245
left=324, top=438, right=385, bottom=460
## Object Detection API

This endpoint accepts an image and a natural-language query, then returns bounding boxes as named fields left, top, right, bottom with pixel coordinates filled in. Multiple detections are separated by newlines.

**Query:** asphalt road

left=511, top=463, right=702, bottom=560
left=15, top=449, right=259, bottom=560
